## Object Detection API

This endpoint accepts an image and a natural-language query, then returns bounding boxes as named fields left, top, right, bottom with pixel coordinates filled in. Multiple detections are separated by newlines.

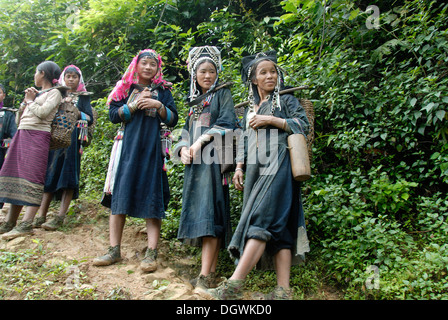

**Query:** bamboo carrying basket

left=298, top=98, right=315, bottom=162
left=49, top=100, right=79, bottom=150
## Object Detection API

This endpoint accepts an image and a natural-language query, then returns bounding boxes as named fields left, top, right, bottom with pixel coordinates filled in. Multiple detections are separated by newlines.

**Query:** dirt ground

left=0, top=201, right=342, bottom=301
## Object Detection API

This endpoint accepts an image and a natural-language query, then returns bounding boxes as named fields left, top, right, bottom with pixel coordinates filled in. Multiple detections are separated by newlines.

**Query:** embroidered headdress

left=187, top=46, right=222, bottom=102
left=59, top=65, right=87, bottom=92
left=241, top=50, right=283, bottom=113
left=107, top=49, right=171, bottom=105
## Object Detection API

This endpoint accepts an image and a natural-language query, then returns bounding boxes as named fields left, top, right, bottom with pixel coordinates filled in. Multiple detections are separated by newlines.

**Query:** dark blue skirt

left=44, top=127, right=82, bottom=199
left=177, top=159, right=231, bottom=245
left=228, top=139, right=308, bottom=260
left=108, top=111, right=166, bottom=219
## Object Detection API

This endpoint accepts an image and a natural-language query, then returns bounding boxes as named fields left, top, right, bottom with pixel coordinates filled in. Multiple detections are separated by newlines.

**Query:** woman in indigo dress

left=35, top=65, right=94, bottom=230
left=93, top=49, right=178, bottom=273
left=174, top=46, right=236, bottom=292
left=207, top=51, right=310, bottom=300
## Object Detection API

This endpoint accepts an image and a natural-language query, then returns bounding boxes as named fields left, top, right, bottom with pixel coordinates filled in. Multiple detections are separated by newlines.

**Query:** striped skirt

left=0, top=129, right=51, bottom=206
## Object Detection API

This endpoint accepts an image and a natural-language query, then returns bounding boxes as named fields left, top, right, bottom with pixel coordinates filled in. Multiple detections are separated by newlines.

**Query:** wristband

left=128, top=101, right=138, bottom=113
left=121, top=104, right=132, bottom=122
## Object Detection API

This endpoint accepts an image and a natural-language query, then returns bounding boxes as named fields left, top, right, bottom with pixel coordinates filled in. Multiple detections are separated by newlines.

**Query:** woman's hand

left=24, top=87, right=38, bottom=103
left=248, top=114, right=272, bottom=130
left=136, top=97, right=162, bottom=110
left=189, top=140, right=202, bottom=161
left=233, top=169, right=244, bottom=191
left=249, top=114, right=288, bottom=131
left=180, top=147, right=191, bottom=165
left=136, top=88, right=161, bottom=110
left=180, top=141, right=203, bottom=165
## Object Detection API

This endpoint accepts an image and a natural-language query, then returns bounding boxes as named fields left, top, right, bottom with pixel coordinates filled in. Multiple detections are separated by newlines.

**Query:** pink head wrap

left=106, top=49, right=171, bottom=105
left=59, top=65, right=87, bottom=92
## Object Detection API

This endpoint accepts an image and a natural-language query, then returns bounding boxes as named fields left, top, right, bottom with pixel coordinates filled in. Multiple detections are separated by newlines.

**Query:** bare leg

left=201, top=237, right=220, bottom=276
left=146, top=218, right=161, bottom=249
left=0, top=205, right=35, bottom=239
left=140, top=218, right=161, bottom=272
left=6, top=204, right=23, bottom=224
left=92, top=214, right=125, bottom=266
left=37, top=192, right=53, bottom=219
left=274, top=249, right=292, bottom=288
left=58, top=189, right=74, bottom=217
left=109, top=214, right=126, bottom=247
left=230, top=238, right=266, bottom=281
left=210, top=238, right=221, bottom=273
left=21, top=206, right=40, bottom=222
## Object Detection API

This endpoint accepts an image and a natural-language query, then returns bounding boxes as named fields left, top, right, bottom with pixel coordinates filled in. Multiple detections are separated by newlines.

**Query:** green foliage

left=0, top=246, right=95, bottom=299
left=1, top=0, right=447, bottom=300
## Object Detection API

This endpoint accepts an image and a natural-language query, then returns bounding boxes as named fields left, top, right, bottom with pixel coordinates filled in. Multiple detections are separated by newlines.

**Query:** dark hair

left=194, top=58, right=218, bottom=92
left=137, top=51, right=158, bottom=64
left=64, top=66, right=81, bottom=78
left=195, top=58, right=217, bottom=73
left=0, top=83, right=5, bottom=94
left=36, top=61, right=61, bottom=86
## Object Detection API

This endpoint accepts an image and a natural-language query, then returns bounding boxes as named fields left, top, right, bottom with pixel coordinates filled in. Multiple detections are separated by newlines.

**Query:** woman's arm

left=247, top=94, right=309, bottom=135
left=191, top=88, right=236, bottom=151
left=232, top=162, right=245, bottom=191
left=158, top=89, right=178, bottom=127
left=26, top=89, right=62, bottom=119
left=77, top=95, right=94, bottom=125
left=188, top=88, right=237, bottom=162
left=108, top=98, right=127, bottom=124
left=282, top=94, right=310, bottom=135
left=247, top=114, right=287, bottom=131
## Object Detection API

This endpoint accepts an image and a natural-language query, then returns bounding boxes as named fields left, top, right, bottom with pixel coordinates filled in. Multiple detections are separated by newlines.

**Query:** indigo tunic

left=44, top=94, right=93, bottom=200
left=228, top=94, right=311, bottom=263
left=107, top=85, right=178, bottom=219
left=175, top=88, right=236, bottom=247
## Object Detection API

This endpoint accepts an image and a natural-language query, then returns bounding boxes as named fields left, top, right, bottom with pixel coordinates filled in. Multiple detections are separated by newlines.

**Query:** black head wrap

left=241, top=50, right=278, bottom=83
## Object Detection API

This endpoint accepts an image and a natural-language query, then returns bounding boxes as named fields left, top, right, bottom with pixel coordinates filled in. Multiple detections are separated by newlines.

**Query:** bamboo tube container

left=288, top=133, right=311, bottom=181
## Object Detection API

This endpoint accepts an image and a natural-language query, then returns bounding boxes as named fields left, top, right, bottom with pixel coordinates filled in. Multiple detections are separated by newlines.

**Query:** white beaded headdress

left=187, top=46, right=222, bottom=102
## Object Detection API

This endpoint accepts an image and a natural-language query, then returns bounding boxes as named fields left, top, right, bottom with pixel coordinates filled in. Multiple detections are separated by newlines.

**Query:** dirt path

left=0, top=201, right=206, bottom=300
left=0, top=201, right=342, bottom=300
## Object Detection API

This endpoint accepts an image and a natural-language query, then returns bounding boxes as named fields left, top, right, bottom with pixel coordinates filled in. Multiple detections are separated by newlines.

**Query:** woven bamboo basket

left=49, top=101, right=79, bottom=150
left=299, top=98, right=315, bottom=162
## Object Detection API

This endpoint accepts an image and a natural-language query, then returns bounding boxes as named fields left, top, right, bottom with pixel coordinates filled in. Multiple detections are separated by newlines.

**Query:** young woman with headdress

left=206, top=51, right=310, bottom=300
left=93, top=49, right=178, bottom=273
left=32, top=65, right=94, bottom=231
left=0, top=83, right=18, bottom=211
left=0, top=61, right=65, bottom=239
left=173, top=46, right=237, bottom=293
